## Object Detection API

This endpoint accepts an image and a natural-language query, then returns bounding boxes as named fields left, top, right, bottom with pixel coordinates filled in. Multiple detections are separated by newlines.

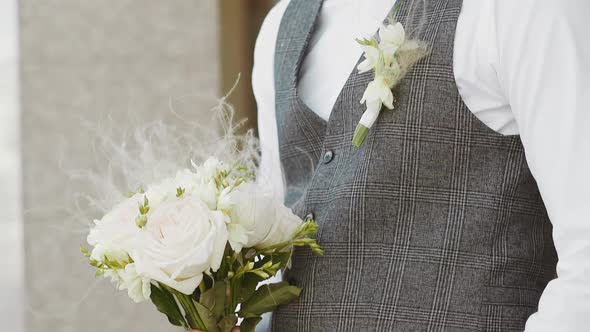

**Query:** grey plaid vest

left=272, top=0, right=558, bottom=331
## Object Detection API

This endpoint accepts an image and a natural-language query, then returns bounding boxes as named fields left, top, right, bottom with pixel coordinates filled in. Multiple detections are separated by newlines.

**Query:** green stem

left=164, top=285, right=207, bottom=331
left=227, top=279, right=236, bottom=316
left=352, top=124, right=369, bottom=148
left=199, top=280, right=207, bottom=295
left=155, top=282, right=190, bottom=329
left=254, top=240, right=292, bottom=256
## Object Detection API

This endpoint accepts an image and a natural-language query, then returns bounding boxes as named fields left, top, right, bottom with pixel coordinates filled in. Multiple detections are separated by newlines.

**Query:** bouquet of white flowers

left=81, top=156, right=322, bottom=332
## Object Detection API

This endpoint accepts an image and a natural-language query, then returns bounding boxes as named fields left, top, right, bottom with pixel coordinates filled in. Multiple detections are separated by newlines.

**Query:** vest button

left=304, top=212, right=314, bottom=221
left=322, top=150, right=334, bottom=164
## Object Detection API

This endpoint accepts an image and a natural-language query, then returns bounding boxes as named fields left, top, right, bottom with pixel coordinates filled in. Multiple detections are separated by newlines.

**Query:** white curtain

left=0, top=0, right=24, bottom=331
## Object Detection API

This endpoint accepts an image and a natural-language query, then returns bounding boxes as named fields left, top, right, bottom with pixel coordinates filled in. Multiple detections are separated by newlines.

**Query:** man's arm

left=493, top=0, right=590, bottom=330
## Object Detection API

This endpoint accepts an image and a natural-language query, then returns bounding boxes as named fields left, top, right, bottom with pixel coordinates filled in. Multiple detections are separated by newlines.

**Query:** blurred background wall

left=13, top=0, right=273, bottom=331
left=0, top=0, right=24, bottom=331
left=219, top=1, right=275, bottom=133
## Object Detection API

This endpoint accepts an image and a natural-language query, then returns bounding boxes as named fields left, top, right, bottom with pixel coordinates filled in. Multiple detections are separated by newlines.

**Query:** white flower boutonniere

left=352, top=14, right=429, bottom=148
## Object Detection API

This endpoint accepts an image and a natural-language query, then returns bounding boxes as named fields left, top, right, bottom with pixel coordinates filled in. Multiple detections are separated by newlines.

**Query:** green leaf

left=216, top=245, right=232, bottom=278
left=239, top=282, right=302, bottom=318
left=270, top=252, right=292, bottom=269
left=149, top=284, right=187, bottom=328
left=236, top=273, right=264, bottom=304
left=200, top=281, right=227, bottom=319
left=194, top=301, right=220, bottom=332
left=239, top=317, right=262, bottom=332
left=217, top=315, right=238, bottom=332
left=235, top=252, right=244, bottom=266
left=162, top=286, right=205, bottom=330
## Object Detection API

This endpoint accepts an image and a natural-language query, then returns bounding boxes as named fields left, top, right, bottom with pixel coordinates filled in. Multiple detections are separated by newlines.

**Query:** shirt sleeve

left=253, top=0, right=290, bottom=201
left=492, top=0, right=590, bottom=330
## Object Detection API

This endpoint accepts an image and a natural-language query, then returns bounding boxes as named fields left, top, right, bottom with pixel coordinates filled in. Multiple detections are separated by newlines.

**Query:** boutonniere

left=352, top=14, right=429, bottom=148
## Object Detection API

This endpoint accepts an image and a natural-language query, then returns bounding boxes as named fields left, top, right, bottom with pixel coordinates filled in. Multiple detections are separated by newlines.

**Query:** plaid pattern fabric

left=272, top=0, right=558, bottom=331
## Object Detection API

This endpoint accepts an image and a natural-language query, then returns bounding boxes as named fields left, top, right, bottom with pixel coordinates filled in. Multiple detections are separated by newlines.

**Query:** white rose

left=134, top=194, right=228, bottom=295
left=87, top=193, right=144, bottom=253
left=256, top=203, right=302, bottom=250
left=218, top=182, right=303, bottom=251
left=218, top=182, right=277, bottom=252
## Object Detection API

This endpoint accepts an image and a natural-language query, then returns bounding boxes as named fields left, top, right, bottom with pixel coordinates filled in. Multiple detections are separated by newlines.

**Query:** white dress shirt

left=252, top=0, right=590, bottom=330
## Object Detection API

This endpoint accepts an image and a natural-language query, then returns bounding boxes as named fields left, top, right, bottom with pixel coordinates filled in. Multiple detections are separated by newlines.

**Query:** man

left=252, top=0, right=589, bottom=331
